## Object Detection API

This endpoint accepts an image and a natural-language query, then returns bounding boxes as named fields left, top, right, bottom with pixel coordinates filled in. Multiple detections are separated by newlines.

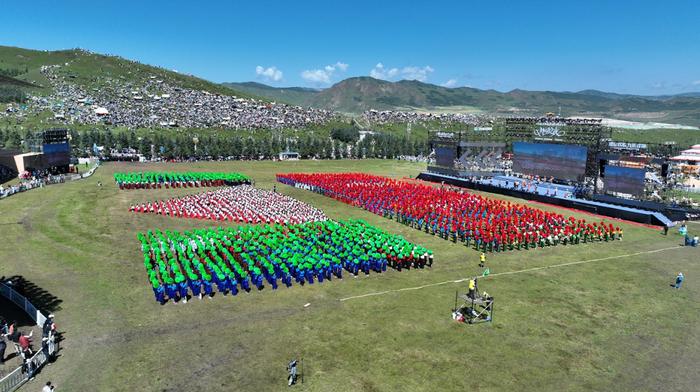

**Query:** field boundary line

left=339, top=245, right=683, bottom=302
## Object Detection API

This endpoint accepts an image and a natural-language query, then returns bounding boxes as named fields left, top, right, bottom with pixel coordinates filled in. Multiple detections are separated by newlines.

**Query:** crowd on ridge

left=505, top=117, right=603, bottom=125
left=3, top=65, right=338, bottom=130
left=363, top=109, right=492, bottom=126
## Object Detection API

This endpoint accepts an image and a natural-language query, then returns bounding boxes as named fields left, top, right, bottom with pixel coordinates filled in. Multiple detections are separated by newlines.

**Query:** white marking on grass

left=339, top=245, right=683, bottom=302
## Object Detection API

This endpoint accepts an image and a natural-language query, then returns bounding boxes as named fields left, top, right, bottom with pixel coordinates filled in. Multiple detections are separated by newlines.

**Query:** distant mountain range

left=222, top=82, right=320, bottom=106
left=224, top=77, right=700, bottom=126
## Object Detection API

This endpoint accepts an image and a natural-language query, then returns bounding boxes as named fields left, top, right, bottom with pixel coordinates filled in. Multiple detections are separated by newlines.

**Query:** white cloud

left=301, top=69, right=332, bottom=84
left=369, top=63, right=434, bottom=82
left=369, top=63, right=398, bottom=79
left=441, top=79, right=458, bottom=88
left=401, top=66, right=434, bottom=82
left=255, top=65, right=283, bottom=82
left=692, top=80, right=700, bottom=86
left=301, top=62, right=349, bottom=85
left=335, top=62, right=349, bottom=72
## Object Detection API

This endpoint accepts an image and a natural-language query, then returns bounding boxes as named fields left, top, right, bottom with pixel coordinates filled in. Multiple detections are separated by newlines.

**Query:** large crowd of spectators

left=505, top=117, right=603, bottom=125
left=362, top=109, right=492, bottom=126
left=0, top=172, right=66, bottom=199
left=0, top=165, right=96, bottom=200
left=3, top=65, right=339, bottom=130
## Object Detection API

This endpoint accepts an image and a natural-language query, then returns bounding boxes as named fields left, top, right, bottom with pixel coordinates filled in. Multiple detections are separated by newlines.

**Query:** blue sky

left=2, top=0, right=699, bottom=94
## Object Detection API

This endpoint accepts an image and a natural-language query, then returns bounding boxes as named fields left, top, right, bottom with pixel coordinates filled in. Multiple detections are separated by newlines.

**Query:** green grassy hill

left=0, top=74, right=40, bottom=103
left=0, top=45, right=253, bottom=98
left=0, top=74, right=39, bottom=88
left=226, top=77, right=700, bottom=126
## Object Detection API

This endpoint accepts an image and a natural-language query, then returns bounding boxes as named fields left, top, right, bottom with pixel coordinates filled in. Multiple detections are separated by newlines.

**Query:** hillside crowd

left=3, top=65, right=338, bottom=130
left=506, top=117, right=603, bottom=125
left=362, top=109, right=492, bottom=125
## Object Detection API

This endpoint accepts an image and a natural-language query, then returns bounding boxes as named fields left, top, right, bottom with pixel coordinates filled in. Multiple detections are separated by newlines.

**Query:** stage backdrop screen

left=43, top=142, right=70, bottom=166
left=435, top=146, right=456, bottom=168
left=604, top=165, right=645, bottom=196
left=512, top=142, right=587, bottom=180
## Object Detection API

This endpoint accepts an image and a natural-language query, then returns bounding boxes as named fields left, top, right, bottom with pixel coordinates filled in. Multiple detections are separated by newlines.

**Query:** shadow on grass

left=1, top=275, right=63, bottom=314
left=1, top=276, right=64, bottom=373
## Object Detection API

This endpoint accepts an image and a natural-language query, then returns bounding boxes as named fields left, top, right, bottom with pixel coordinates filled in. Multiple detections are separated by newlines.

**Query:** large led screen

left=43, top=142, right=70, bottom=166
left=512, top=142, right=587, bottom=180
left=435, top=146, right=456, bottom=168
left=603, top=165, right=645, bottom=196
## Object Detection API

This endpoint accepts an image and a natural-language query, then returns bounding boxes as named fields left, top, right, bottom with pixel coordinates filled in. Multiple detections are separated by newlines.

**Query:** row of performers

left=147, top=251, right=433, bottom=304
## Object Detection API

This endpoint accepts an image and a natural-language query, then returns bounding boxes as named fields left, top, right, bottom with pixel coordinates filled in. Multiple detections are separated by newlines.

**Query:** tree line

left=0, top=126, right=430, bottom=160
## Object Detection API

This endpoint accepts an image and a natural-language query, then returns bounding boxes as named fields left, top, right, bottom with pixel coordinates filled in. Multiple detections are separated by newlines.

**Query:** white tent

left=670, top=145, right=700, bottom=163
left=94, top=107, right=110, bottom=116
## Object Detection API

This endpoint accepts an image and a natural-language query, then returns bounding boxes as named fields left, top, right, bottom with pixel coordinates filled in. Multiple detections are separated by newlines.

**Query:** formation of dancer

left=139, top=220, right=433, bottom=304
left=130, top=185, right=328, bottom=224
left=277, top=173, right=622, bottom=252
left=114, top=171, right=249, bottom=189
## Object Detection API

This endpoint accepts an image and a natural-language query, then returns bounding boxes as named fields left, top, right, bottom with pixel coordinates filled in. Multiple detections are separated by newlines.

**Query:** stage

left=417, top=172, right=676, bottom=227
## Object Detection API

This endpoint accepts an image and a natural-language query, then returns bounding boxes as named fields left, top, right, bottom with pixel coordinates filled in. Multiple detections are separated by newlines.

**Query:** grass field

left=1, top=160, right=699, bottom=392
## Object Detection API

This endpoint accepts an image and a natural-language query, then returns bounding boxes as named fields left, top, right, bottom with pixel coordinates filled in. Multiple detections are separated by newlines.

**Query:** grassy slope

left=0, top=75, right=39, bottom=104
left=0, top=74, right=39, bottom=88
left=1, top=160, right=699, bottom=392
left=0, top=45, right=253, bottom=98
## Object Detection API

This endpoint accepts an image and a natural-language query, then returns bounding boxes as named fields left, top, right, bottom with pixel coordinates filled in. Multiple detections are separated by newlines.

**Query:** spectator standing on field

left=18, top=330, right=33, bottom=355
left=675, top=272, right=684, bottom=289
left=0, top=337, right=6, bottom=364
left=42, top=314, right=56, bottom=338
